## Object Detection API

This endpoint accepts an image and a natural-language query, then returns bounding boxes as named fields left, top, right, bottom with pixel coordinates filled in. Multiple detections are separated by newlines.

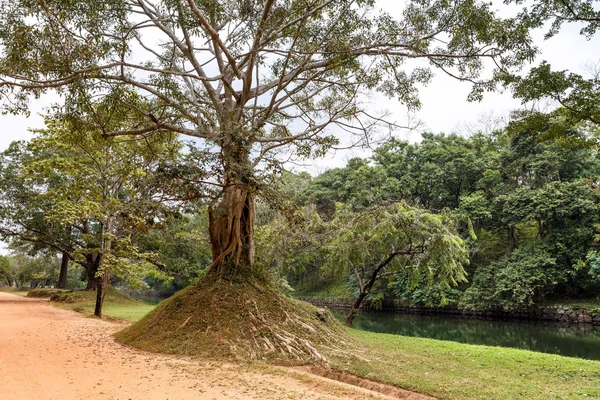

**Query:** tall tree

left=0, top=0, right=536, bottom=281
left=30, top=110, right=182, bottom=315
left=0, top=97, right=184, bottom=315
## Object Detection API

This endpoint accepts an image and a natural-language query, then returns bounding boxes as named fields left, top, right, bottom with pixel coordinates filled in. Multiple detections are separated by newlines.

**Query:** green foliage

left=0, top=255, right=11, bottom=285
left=325, top=203, right=468, bottom=290
left=137, top=213, right=212, bottom=291
left=502, top=1, right=600, bottom=139
left=256, top=206, right=329, bottom=294
left=257, top=199, right=469, bottom=311
left=498, top=180, right=597, bottom=237
left=0, top=253, right=62, bottom=288
left=589, top=251, right=600, bottom=283
left=461, top=246, right=559, bottom=310
left=389, top=272, right=464, bottom=308
left=280, top=124, right=600, bottom=309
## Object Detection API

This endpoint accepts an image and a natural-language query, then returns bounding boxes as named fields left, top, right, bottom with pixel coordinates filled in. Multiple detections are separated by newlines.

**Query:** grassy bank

left=331, top=329, right=600, bottom=400
left=29, top=288, right=157, bottom=322
left=543, top=297, right=600, bottom=308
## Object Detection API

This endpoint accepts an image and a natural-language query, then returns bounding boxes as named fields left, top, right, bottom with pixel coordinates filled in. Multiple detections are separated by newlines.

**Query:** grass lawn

left=28, top=287, right=158, bottom=323
left=57, top=290, right=157, bottom=322
left=100, top=302, right=157, bottom=322
left=330, top=328, right=600, bottom=400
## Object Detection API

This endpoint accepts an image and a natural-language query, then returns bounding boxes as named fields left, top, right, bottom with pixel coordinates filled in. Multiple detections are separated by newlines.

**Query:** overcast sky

left=1, top=2, right=599, bottom=254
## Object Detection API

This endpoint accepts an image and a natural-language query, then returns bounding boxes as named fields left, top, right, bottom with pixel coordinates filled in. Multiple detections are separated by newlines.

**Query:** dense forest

left=272, top=125, right=600, bottom=312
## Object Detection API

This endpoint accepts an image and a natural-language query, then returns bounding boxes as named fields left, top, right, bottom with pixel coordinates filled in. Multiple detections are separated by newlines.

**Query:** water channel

left=332, top=310, right=600, bottom=360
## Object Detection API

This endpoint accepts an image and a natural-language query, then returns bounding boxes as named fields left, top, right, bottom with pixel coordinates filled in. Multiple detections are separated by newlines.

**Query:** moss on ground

left=26, top=288, right=72, bottom=298
left=115, top=277, right=346, bottom=363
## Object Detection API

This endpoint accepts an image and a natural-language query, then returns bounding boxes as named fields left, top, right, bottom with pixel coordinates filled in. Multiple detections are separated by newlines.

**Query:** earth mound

left=115, top=277, right=346, bottom=363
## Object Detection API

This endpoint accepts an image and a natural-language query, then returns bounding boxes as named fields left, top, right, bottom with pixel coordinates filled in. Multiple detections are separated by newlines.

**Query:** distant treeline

left=266, top=129, right=600, bottom=310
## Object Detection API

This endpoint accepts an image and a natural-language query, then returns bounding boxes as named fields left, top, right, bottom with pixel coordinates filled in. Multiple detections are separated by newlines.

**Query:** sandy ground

left=0, top=292, right=428, bottom=400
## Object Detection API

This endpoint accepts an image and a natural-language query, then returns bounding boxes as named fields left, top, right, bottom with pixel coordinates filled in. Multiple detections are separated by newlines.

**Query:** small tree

left=325, top=203, right=468, bottom=325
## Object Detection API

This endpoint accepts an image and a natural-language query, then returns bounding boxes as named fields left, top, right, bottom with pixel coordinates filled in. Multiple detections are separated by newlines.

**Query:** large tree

left=0, top=0, right=536, bottom=280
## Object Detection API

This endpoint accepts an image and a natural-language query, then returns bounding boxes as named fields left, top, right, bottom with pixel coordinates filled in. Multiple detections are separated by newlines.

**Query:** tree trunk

left=58, top=252, right=69, bottom=289
left=94, top=217, right=115, bottom=318
left=94, top=269, right=110, bottom=318
left=83, top=254, right=100, bottom=291
left=94, top=275, right=103, bottom=317
left=345, top=251, right=405, bottom=326
left=346, top=292, right=368, bottom=326
left=94, top=268, right=110, bottom=317
left=208, top=181, right=256, bottom=280
left=85, top=275, right=98, bottom=291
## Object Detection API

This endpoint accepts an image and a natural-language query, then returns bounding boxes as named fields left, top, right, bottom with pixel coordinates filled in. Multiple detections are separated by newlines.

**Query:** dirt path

left=0, top=292, right=421, bottom=400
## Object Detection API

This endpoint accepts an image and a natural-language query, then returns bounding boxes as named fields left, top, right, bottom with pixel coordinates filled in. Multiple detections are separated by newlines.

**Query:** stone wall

left=301, top=298, right=600, bottom=326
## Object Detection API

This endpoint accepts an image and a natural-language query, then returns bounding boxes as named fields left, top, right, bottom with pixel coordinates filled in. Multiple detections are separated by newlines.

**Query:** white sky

left=1, top=1, right=599, bottom=253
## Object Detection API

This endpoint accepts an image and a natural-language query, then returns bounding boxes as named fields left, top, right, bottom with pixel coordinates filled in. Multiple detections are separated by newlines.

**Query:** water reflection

left=333, top=310, right=600, bottom=360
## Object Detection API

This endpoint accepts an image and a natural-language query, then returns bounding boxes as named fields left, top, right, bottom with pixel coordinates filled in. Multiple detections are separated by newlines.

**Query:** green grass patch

left=100, top=302, right=157, bottom=322
left=46, top=287, right=156, bottom=323
left=329, top=328, right=600, bottom=400
left=27, top=288, right=71, bottom=298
